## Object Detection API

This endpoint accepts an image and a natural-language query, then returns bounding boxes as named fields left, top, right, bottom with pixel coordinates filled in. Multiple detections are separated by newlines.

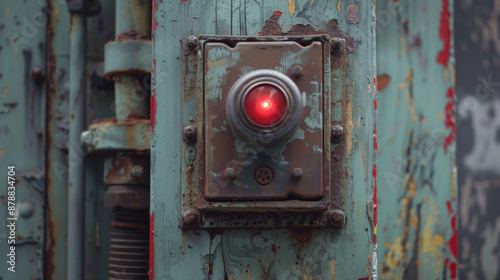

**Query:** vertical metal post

left=67, top=13, right=87, bottom=280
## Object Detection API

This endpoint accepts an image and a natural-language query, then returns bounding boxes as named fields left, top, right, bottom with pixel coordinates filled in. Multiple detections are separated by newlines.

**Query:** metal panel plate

left=203, top=40, right=324, bottom=201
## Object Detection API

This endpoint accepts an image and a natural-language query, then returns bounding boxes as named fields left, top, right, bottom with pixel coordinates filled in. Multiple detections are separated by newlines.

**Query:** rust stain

left=329, top=258, right=336, bottom=279
left=377, top=74, right=391, bottom=92
left=289, top=228, right=313, bottom=244
left=258, top=12, right=283, bottom=36
left=44, top=0, right=57, bottom=278
left=346, top=3, right=360, bottom=24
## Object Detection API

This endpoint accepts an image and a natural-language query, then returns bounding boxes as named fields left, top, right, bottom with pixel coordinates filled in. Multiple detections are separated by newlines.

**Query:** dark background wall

left=456, top=0, right=500, bottom=279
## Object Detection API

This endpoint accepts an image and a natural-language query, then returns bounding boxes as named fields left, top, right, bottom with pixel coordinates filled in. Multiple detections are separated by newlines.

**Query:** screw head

left=183, top=125, right=197, bottom=145
left=331, top=125, right=344, bottom=143
left=292, top=168, right=303, bottom=179
left=224, top=168, right=236, bottom=179
left=291, top=66, right=304, bottom=77
left=187, top=36, right=199, bottom=50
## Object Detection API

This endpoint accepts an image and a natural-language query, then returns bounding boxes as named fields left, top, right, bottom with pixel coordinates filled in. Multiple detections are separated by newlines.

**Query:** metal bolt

left=326, top=210, right=345, bottom=228
left=331, top=125, right=344, bottom=143
left=291, top=66, right=304, bottom=77
left=183, top=125, right=197, bottom=145
left=187, top=36, right=199, bottom=50
left=18, top=201, right=34, bottom=218
left=224, top=168, right=236, bottom=179
left=330, top=38, right=344, bottom=57
left=292, top=168, right=303, bottom=179
left=130, top=165, right=144, bottom=178
left=182, top=209, right=201, bottom=226
left=31, top=66, right=44, bottom=85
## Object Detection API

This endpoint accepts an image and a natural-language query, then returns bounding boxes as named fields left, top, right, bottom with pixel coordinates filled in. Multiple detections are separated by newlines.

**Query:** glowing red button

left=244, top=84, right=287, bottom=127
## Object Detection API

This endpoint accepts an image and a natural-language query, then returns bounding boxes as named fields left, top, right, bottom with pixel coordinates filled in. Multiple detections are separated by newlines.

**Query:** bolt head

left=187, top=36, right=199, bottom=50
left=326, top=210, right=345, bottom=228
left=292, top=168, right=303, bottom=179
left=224, top=168, right=236, bottom=179
left=183, top=125, right=197, bottom=145
left=331, top=125, right=344, bottom=143
left=182, top=209, right=201, bottom=226
left=130, top=165, right=144, bottom=178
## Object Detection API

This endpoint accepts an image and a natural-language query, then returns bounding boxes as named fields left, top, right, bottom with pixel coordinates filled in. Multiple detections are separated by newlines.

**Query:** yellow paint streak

left=227, top=275, right=234, bottom=280
left=345, top=101, right=353, bottom=156
left=405, top=71, right=417, bottom=122
left=288, top=0, right=296, bottom=16
left=6, top=7, right=10, bottom=17
left=0, top=151, right=3, bottom=157
left=337, top=0, right=341, bottom=14
left=329, top=259, right=335, bottom=279
left=421, top=226, right=444, bottom=257
left=438, top=112, right=443, bottom=120
left=247, top=270, right=250, bottom=279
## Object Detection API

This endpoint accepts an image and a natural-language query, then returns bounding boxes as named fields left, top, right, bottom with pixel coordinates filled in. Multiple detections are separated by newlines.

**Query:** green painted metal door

left=151, top=0, right=377, bottom=279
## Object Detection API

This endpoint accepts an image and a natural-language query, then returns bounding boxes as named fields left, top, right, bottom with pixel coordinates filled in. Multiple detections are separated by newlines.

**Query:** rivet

left=19, top=201, right=34, bottom=218
left=224, top=168, right=236, bottom=179
left=291, top=66, right=304, bottom=77
left=130, top=165, right=144, bottom=178
left=292, top=168, right=303, bottom=179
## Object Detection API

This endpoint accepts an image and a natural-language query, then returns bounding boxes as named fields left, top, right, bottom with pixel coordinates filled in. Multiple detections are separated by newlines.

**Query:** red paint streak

left=151, top=0, right=159, bottom=35
left=274, top=11, right=283, bottom=16
left=373, top=99, right=377, bottom=110
left=149, top=212, right=155, bottom=280
left=449, top=262, right=457, bottom=279
left=150, top=92, right=156, bottom=134
left=373, top=164, right=377, bottom=244
left=151, top=59, right=157, bottom=134
left=446, top=200, right=453, bottom=216
left=437, top=0, right=451, bottom=67
left=358, top=278, right=369, bottom=280
left=443, top=87, right=455, bottom=154
left=448, top=216, right=458, bottom=259
left=181, top=0, right=189, bottom=2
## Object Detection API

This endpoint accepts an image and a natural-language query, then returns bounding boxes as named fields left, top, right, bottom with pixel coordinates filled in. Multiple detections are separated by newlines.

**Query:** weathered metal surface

left=104, top=155, right=150, bottom=185
left=67, top=12, right=88, bottom=280
left=104, top=185, right=150, bottom=209
left=104, top=41, right=152, bottom=79
left=376, top=0, right=457, bottom=279
left=45, top=0, right=71, bottom=278
left=0, top=0, right=50, bottom=278
left=202, top=38, right=327, bottom=201
left=82, top=118, right=151, bottom=151
left=455, top=1, right=500, bottom=279
left=178, top=35, right=348, bottom=229
left=152, top=0, right=376, bottom=279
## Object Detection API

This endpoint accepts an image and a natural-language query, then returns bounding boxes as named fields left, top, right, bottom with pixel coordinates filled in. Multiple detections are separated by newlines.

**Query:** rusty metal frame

left=180, top=35, right=347, bottom=229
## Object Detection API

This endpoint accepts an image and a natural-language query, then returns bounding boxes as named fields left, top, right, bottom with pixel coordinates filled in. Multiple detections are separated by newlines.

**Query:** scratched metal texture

left=455, top=0, right=500, bottom=279
left=151, top=0, right=376, bottom=279
left=376, top=0, right=458, bottom=279
left=0, top=0, right=49, bottom=278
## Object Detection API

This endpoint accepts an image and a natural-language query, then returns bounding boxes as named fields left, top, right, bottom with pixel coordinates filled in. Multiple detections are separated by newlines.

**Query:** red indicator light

left=244, top=84, right=287, bottom=127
